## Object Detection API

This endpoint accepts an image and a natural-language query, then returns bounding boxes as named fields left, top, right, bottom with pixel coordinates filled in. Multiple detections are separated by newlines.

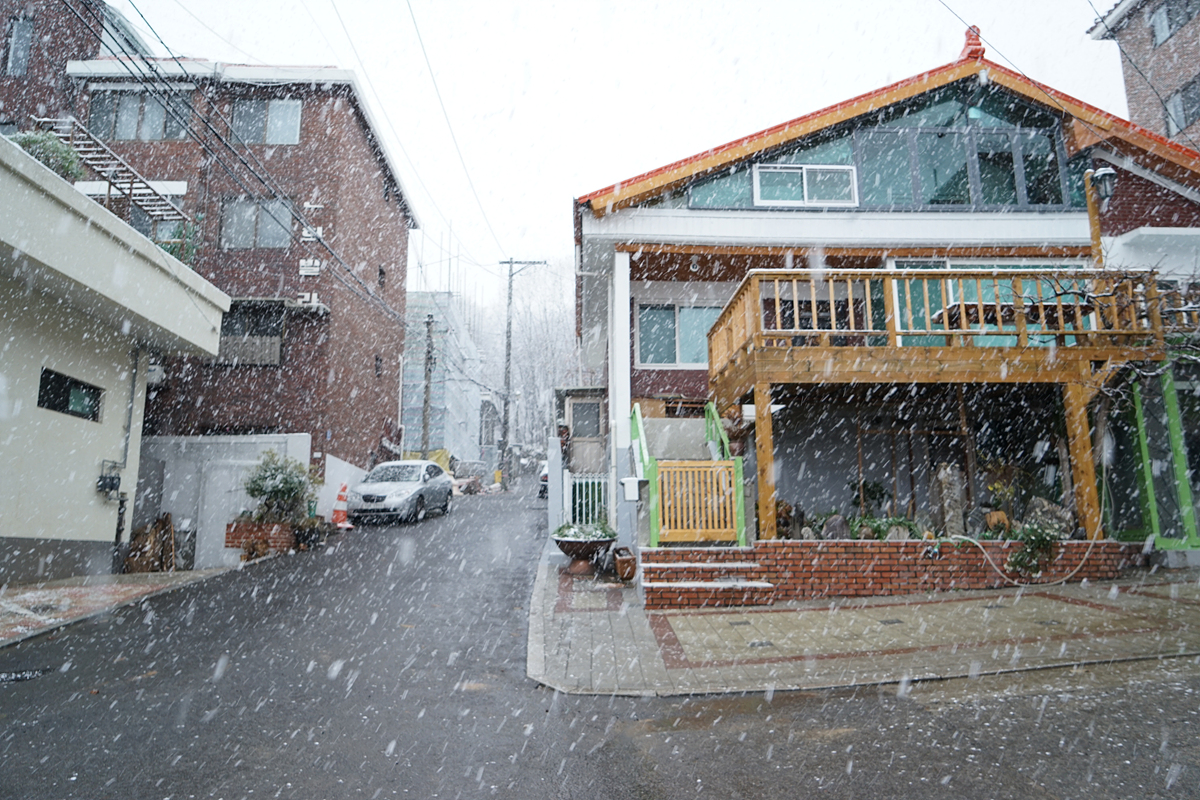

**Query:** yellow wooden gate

left=657, top=460, right=740, bottom=542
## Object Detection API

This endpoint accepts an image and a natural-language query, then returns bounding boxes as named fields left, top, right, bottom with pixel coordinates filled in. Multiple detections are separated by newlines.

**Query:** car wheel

left=441, top=491, right=452, bottom=515
left=412, top=495, right=426, bottom=523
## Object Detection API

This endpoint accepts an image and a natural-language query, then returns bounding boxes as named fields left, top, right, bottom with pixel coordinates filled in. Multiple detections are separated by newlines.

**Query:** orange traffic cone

left=332, top=483, right=353, bottom=530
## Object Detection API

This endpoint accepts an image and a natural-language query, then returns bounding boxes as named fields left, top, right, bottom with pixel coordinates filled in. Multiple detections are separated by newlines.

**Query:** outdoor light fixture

left=689, top=255, right=701, bottom=273
left=1093, top=166, right=1117, bottom=209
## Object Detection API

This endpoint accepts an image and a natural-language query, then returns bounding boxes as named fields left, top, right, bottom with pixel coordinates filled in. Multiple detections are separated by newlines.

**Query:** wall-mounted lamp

left=689, top=255, right=701, bottom=273
left=1092, top=166, right=1117, bottom=210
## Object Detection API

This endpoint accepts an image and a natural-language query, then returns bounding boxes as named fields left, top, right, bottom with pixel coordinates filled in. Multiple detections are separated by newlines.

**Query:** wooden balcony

left=708, top=268, right=1168, bottom=411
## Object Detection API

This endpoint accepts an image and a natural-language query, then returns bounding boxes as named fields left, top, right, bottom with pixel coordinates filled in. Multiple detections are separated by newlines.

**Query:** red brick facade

left=1100, top=165, right=1200, bottom=236
left=641, top=541, right=1141, bottom=610
left=1098, top=1, right=1200, bottom=144
left=0, top=0, right=413, bottom=472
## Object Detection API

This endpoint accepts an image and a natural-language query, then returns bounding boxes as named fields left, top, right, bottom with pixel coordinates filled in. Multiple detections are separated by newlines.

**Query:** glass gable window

left=231, top=99, right=302, bottom=145
left=220, top=198, right=292, bottom=249
left=916, top=132, right=971, bottom=205
left=638, top=305, right=722, bottom=366
left=691, top=83, right=1072, bottom=211
left=89, top=92, right=189, bottom=141
left=856, top=130, right=914, bottom=206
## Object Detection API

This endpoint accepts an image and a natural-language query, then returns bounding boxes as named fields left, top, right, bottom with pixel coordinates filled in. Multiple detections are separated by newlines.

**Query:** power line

left=401, top=0, right=509, bottom=258
left=931, top=0, right=1194, bottom=157
left=67, top=0, right=405, bottom=324
left=1085, top=0, right=1200, bottom=152
left=319, top=0, right=493, bottom=271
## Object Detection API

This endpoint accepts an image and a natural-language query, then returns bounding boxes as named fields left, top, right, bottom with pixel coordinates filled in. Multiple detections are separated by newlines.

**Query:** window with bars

left=1167, top=75, right=1200, bottom=136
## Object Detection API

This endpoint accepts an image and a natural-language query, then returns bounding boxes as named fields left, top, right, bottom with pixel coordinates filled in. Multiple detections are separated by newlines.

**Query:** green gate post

left=1132, top=380, right=1160, bottom=539
left=1158, top=365, right=1200, bottom=549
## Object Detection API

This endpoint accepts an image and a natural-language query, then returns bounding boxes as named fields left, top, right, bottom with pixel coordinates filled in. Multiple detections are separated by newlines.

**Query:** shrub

left=10, top=130, right=85, bottom=181
left=1004, top=523, right=1058, bottom=576
left=244, top=451, right=315, bottom=524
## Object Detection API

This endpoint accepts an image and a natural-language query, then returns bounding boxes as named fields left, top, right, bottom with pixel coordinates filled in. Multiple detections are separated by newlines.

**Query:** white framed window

left=636, top=304, right=723, bottom=367
left=231, top=99, right=302, bottom=145
left=752, top=164, right=858, bottom=207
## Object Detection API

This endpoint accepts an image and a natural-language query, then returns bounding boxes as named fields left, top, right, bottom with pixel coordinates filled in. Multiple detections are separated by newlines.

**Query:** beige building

left=0, top=135, right=228, bottom=583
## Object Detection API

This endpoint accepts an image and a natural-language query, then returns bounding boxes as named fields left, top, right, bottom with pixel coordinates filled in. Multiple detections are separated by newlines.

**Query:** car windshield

left=363, top=464, right=421, bottom=483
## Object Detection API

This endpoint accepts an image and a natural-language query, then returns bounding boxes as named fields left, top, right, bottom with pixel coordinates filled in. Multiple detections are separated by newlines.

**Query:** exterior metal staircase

left=34, top=116, right=189, bottom=225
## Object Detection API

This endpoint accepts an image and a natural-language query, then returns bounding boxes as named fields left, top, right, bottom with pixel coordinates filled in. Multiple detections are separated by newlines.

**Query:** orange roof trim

left=580, top=51, right=1200, bottom=218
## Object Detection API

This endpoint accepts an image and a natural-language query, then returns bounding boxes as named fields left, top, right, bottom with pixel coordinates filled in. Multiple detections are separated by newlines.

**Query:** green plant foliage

left=848, top=515, right=922, bottom=540
left=160, top=213, right=203, bottom=267
left=847, top=479, right=889, bottom=516
left=553, top=520, right=617, bottom=541
left=10, top=130, right=85, bottom=181
left=244, top=450, right=315, bottom=524
left=1004, top=523, right=1058, bottom=576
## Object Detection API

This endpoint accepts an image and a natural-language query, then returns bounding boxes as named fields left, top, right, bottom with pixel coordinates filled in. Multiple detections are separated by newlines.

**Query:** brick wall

left=1106, top=5, right=1200, bottom=143
left=640, top=540, right=1141, bottom=610
left=754, top=540, right=1139, bottom=599
left=0, top=0, right=100, bottom=127
left=225, top=521, right=295, bottom=552
left=1100, top=165, right=1200, bottom=236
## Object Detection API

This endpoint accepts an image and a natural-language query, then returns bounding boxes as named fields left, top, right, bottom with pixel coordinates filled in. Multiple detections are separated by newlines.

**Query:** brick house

left=1089, top=0, right=1200, bottom=144
left=0, top=0, right=418, bottom=481
left=569, top=29, right=1200, bottom=607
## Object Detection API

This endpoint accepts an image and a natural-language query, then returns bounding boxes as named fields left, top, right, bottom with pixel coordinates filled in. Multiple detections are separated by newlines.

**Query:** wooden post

left=754, top=383, right=777, bottom=540
left=1063, top=383, right=1104, bottom=540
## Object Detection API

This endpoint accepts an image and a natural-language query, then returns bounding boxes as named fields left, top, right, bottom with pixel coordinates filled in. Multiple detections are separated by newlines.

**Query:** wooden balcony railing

left=709, top=268, right=1168, bottom=381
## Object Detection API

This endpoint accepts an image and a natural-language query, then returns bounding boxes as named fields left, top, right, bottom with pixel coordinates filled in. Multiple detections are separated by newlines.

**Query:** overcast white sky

left=106, top=0, right=1129, bottom=306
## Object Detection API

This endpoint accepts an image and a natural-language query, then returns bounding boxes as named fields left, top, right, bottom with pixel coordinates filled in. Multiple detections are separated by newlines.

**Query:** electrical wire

left=932, top=0, right=1200, bottom=157
left=399, top=0, right=509, bottom=258
left=65, top=0, right=404, bottom=323
left=1085, top=0, right=1200, bottom=153
left=317, top=0, right=495, bottom=271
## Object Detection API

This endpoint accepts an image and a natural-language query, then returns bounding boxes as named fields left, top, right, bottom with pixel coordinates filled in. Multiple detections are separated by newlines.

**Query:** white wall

left=317, top=453, right=367, bottom=520
left=0, top=272, right=147, bottom=565
left=139, top=435, right=310, bottom=569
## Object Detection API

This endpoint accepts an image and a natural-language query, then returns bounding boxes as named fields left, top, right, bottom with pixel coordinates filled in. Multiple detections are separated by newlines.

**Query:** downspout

left=110, top=346, right=140, bottom=569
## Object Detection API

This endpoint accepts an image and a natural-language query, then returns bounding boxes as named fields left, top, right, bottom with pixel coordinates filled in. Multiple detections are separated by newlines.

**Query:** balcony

left=708, top=268, right=1169, bottom=410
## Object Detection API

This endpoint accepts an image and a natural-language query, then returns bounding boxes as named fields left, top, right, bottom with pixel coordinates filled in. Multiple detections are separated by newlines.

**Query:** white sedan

left=347, top=460, right=453, bottom=525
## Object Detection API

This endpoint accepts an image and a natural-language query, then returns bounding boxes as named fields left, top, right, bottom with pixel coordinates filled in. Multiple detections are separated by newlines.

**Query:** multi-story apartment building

left=1090, top=0, right=1200, bottom=144
left=0, top=1, right=417, bottom=479
left=401, top=291, right=483, bottom=471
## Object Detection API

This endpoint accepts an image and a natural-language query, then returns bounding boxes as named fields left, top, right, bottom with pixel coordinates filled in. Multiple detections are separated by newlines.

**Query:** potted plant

left=226, top=451, right=317, bottom=556
left=551, top=519, right=617, bottom=563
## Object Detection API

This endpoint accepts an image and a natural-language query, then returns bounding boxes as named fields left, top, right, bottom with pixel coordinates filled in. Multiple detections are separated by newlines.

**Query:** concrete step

left=643, top=579, right=776, bottom=609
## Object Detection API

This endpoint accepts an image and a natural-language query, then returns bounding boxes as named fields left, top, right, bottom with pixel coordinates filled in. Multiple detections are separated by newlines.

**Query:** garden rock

left=799, top=526, right=817, bottom=540
left=821, top=514, right=851, bottom=539
left=857, top=526, right=875, bottom=540
left=1023, top=496, right=1075, bottom=538
left=885, top=525, right=910, bottom=541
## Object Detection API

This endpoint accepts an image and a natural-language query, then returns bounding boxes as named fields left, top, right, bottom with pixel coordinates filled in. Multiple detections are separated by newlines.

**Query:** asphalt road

left=1, top=481, right=1198, bottom=799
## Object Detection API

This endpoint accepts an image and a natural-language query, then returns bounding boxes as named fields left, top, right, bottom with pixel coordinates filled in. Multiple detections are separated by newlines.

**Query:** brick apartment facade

left=1091, top=0, right=1200, bottom=145
left=0, top=0, right=416, bottom=473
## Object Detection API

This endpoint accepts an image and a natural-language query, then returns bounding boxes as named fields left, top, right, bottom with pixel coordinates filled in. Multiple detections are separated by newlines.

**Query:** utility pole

left=498, top=259, right=546, bottom=490
left=420, top=313, right=434, bottom=459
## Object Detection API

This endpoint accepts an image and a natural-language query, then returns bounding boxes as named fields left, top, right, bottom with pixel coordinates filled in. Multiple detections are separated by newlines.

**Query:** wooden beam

left=1063, top=382, right=1104, bottom=540
left=615, top=243, right=1091, bottom=259
left=754, top=383, right=777, bottom=541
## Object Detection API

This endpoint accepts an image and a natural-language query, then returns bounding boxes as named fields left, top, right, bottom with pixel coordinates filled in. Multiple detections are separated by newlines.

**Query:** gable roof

left=578, top=46, right=1200, bottom=218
